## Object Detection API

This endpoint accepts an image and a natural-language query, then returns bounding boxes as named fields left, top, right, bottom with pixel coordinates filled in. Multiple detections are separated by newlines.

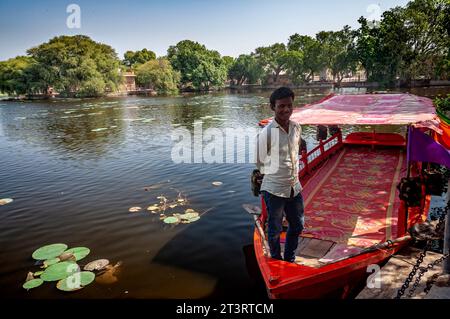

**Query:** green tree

left=123, top=48, right=156, bottom=69
left=135, top=58, right=180, bottom=95
left=435, top=94, right=450, bottom=113
left=222, top=56, right=235, bottom=74
left=283, top=50, right=307, bottom=84
left=316, top=26, right=359, bottom=85
left=287, top=35, right=326, bottom=82
left=228, top=54, right=264, bottom=85
left=355, top=0, right=450, bottom=84
left=0, top=56, right=34, bottom=95
left=254, top=43, right=288, bottom=83
left=167, top=40, right=227, bottom=90
left=27, top=35, right=122, bottom=97
left=401, top=0, right=450, bottom=80
left=355, top=11, right=408, bottom=85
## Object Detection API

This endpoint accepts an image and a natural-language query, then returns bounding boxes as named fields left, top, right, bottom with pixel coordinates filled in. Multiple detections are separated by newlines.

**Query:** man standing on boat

left=255, top=87, right=304, bottom=263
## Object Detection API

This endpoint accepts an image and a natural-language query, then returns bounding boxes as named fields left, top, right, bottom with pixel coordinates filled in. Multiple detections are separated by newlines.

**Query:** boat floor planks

left=281, top=237, right=336, bottom=267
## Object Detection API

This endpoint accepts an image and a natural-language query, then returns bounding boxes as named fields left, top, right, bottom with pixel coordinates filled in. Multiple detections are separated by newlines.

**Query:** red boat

left=252, top=93, right=440, bottom=299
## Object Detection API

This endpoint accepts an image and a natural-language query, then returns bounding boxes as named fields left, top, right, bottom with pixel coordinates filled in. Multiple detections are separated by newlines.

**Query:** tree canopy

left=254, top=43, right=288, bottom=83
left=228, top=54, right=264, bottom=85
left=25, top=35, right=122, bottom=97
left=355, top=0, right=450, bottom=84
left=317, top=27, right=359, bottom=84
left=167, top=40, right=227, bottom=90
left=0, top=56, right=35, bottom=95
left=135, top=58, right=180, bottom=95
left=123, top=49, right=156, bottom=69
left=286, top=35, right=325, bottom=83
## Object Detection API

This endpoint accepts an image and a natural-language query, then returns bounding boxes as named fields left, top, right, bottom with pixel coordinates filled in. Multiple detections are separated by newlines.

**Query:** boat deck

left=281, top=145, right=407, bottom=266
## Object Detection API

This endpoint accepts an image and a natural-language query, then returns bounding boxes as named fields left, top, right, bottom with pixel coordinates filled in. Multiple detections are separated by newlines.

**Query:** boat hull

left=253, top=228, right=408, bottom=299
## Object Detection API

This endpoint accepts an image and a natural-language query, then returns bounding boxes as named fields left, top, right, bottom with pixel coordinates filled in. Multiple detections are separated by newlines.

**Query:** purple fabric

left=407, top=126, right=450, bottom=168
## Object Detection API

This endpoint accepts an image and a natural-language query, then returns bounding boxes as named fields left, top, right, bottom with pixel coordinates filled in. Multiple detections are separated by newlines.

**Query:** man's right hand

left=255, top=171, right=264, bottom=184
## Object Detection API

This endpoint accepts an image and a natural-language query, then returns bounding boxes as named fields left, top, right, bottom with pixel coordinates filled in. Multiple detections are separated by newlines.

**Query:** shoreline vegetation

left=0, top=0, right=449, bottom=100
left=3, top=81, right=450, bottom=102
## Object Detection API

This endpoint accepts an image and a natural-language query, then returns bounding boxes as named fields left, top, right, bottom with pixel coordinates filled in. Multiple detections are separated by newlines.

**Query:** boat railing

left=299, top=132, right=343, bottom=179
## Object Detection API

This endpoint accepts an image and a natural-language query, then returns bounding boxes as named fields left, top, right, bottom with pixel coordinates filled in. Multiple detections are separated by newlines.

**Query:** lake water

left=1, top=86, right=449, bottom=299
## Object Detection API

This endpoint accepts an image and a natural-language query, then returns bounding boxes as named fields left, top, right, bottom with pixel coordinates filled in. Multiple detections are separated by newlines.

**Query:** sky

left=0, top=0, right=410, bottom=61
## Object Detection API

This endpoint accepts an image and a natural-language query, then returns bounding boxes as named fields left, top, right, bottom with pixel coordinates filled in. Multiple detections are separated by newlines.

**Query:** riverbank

left=230, top=80, right=450, bottom=90
left=2, top=82, right=450, bottom=102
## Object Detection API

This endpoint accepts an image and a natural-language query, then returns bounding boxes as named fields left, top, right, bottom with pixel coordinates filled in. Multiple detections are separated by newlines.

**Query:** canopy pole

left=404, top=125, right=411, bottom=234
left=406, top=125, right=411, bottom=178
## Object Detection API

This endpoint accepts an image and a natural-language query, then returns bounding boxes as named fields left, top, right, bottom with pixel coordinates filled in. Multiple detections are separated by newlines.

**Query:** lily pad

left=183, top=216, right=201, bottom=224
left=41, top=261, right=80, bottom=282
left=34, top=271, right=44, bottom=277
left=0, top=198, right=13, bottom=205
left=23, top=279, right=44, bottom=290
left=84, top=259, right=110, bottom=271
left=64, top=247, right=90, bottom=261
left=56, top=271, right=95, bottom=292
left=163, top=216, right=179, bottom=224
left=179, top=212, right=199, bottom=220
left=43, top=258, right=60, bottom=268
left=32, top=243, right=68, bottom=260
left=147, top=205, right=160, bottom=212
left=129, top=206, right=142, bottom=213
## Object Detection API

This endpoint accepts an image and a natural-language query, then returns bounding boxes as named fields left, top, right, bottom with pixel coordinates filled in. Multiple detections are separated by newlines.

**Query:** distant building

left=318, top=68, right=367, bottom=82
left=121, top=71, right=136, bottom=91
left=264, top=68, right=367, bottom=85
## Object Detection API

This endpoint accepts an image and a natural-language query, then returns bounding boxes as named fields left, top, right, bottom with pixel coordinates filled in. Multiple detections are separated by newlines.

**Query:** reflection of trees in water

left=168, top=93, right=273, bottom=131
left=47, top=107, right=126, bottom=157
left=1, top=102, right=126, bottom=159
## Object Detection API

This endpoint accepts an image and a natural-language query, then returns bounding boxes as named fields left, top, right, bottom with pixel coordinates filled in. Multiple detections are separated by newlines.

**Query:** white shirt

left=255, top=119, right=303, bottom=198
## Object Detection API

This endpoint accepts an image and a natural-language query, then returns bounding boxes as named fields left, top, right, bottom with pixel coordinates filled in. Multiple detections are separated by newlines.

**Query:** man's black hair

left=270, top=87, right=295, bottom=109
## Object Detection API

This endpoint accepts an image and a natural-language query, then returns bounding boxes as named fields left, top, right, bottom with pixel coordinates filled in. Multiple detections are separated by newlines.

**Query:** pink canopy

left=289, top=93, right=438, bottom=126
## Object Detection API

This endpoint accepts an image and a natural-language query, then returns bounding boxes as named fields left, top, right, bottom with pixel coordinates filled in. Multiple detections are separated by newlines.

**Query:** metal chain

left=407, top=254, right=432, bottom=298
left=396, top=200, right=450, bottom=299
left=408, top=253, right=450, bottom=297
left=395, top=241, right=431, bottom=299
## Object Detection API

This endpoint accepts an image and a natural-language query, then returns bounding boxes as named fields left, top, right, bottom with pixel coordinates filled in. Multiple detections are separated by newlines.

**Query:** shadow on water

left=241, top=244, right=269, bottom=300
left=150, top=220, right=268, bottom=299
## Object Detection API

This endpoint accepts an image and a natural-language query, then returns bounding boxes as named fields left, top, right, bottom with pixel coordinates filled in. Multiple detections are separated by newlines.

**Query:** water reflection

left=0, top=99, right=126, bottom=159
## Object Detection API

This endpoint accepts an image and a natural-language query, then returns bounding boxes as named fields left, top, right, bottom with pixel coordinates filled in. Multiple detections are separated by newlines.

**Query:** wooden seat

left=344, top=132, right=406, bottom=146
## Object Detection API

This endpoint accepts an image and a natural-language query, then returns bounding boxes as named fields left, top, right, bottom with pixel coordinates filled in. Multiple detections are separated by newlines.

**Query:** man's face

left=273, top=96, right=293, bottom=122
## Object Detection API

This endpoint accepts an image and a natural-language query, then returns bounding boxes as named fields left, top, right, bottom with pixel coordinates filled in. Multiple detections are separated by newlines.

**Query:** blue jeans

left=262, top=191, right=305, bottom=262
